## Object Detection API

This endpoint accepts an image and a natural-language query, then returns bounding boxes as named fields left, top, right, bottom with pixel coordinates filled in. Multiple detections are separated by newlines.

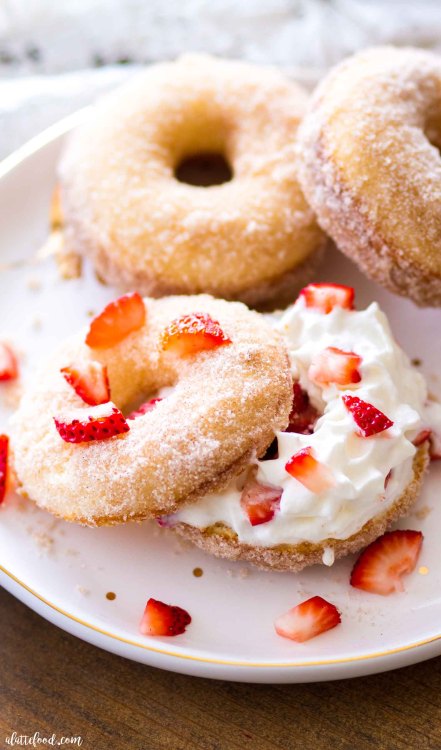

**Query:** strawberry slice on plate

left=54, top=402, right=130, bottom=443
left=161, top=312, right=231, bottom=356
left=0, top=342, right=18, bottom=381
left=240, top=478, right=282, bottom=526
left=140, top=598, right=191, bottom=636
left=299, top=283, right=355, bottom=314
left=275, top=596, right=341, bottom=643
left=0, top=434, right=9, bottom=504
left=86, top=292, right=146, bottom=348
left=285, top=447, right=335, bottom=493
left=127, top=397, right=163, bottom=420
left=309, top=347, right=362, bottom=387
left=286, top=382, right=319, bottom=435
left=61, top=360, right=110, bottom=406
left=343, top=395, right=393, bottom=437
left=350, top=529, right=423, bottom=595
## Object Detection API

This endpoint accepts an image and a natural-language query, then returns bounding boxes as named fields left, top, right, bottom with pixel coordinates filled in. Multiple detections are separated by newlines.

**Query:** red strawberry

left=0, top=435, right=9, bottom=504
left=299, top=283, right=355, bottom=314
left=240, top=478, right=282, bottom=526
left=343, top=395, right=393, bottom=437
left=413, top=429, right=431, bottom=447
left=0, top=342, right=18, bottom=381
left=285, top=447, right=335, bottom=493
left=350, top=529, right=423, bottom=595
left=127, top=398, right=163, bottom=420
left=61, top=360, right=110, bottom=406
left=275, top=596, right=341, bottom=643
left=309, top=347, right=362, bottom=387
left=286, top=382, right=319, bottom=435
left=161, top=312, right=231, bottom=356
left=54, top=402, right=130, bottom=443
left=140, top=598, right=191, bottom=636
left=86, top=292, right=146, bottom=349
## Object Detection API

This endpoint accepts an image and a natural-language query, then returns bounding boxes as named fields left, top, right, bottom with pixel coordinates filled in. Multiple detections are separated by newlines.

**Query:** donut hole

left=174, top=152, right=233, bottom=187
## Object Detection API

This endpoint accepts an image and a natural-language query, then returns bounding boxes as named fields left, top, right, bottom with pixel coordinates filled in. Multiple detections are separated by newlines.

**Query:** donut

left=296, top=47, right=441, bottom=307
left=58, top=54, right=326, bottom=309
left=171, top=284, right=435, bottom=571
left=10, top=294, right=292, bottom=525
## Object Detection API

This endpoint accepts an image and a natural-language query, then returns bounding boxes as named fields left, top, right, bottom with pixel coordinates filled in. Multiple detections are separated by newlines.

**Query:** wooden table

left=1, top=587, right=440, bottom=750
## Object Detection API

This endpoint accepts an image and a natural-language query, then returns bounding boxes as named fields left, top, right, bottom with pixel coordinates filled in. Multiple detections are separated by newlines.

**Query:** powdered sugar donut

left=171, top=284, right=439, bottom=571
left=296, top=47, right=441, bottom=307
left=10, top=294, right=292, bottom=525
left=58, top=54, right=326, bottom=309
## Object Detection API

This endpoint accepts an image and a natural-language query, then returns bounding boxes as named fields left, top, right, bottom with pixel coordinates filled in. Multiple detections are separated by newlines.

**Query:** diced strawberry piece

left=286, top=382, right=319, bottom=435
left=61, top=361, right=110, bottom=406
left=285, top=447, right=335, bottom=493
left=0, top=435, right=9, bottom=505
left=343, top=395, right=393, bottom=437
left=127, top=398, right=163, bottom=420
left=0, top=342, right=18, bottom=381
left=54, top=402, right=130, bottom=443
left=299, top=283, right=355, bottom=314
left=413, top=429, right=431, bottom=447
left=309, top=347, right=362, bottom=387
left=140, top=598, right=191, bottom=636
left=275, top=596, right=341, bottom=643
left=350, top=529, right=423, bottom=595
left=161, top=312, right=231, bottom=356
left=86, top=292, right=146, bottom=348
left=240, top=478, right=282, bottom=526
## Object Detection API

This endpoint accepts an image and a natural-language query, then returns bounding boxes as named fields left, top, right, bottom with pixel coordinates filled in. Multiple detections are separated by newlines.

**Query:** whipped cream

left=175, top=299, right=440, bottom=546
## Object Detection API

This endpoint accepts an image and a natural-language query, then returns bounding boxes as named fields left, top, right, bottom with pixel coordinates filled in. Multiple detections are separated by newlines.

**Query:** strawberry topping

left=275, top=596, right=341, bottom=643
left=0, top=435, right=9, bottom=505
left=309, top=347, right=362, bottom=387
left=54, top=403, right=129, bottom=443
left=285, top=447, right=335, bottom=493
left=86, top=292, right=146, bottom=349
left=413, top=429, right=431, bottom=447
left=286, top=382, right=319, bottom=435
left=299, top=283, right=355, bottom=314
left=161, top=312, right=231, bottom=356
left=0, top=342, right=18, bottom=381
left=61, top=361, right=110, bottom=406
left=127, top=398, right=163, bottom=420
left=350, top=529, right=423, bottom=595
left=240, top=477, right=282, bottom=526
left=140, top=598, right=191, bottom=636
left=343, top=395, right=393, bottom=437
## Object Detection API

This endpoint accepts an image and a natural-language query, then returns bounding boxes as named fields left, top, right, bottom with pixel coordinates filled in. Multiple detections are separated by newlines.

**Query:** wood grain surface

left=1, top=587, right=441, bottom=750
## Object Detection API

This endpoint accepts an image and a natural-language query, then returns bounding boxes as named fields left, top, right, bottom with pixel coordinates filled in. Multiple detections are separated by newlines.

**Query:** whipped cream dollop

left=175, top=299, right=440, bottom=546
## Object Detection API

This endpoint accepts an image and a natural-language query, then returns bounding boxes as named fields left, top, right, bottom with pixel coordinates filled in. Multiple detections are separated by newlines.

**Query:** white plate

left=1, top=113, right=441, bottom=683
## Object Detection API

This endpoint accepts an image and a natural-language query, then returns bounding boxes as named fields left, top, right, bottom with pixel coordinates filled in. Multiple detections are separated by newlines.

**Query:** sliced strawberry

left=0, top=342, right=18, bottom=381
left=127, top=398, right=163, bottom=420
left=309, top=347, right=362, bottom=387
left=285, top=447, right=335, bottom=493
left=240, top=477, right=282, bottom=526
left=54, top=402, right=129, bottom=443
left=350, top=529, right=423, bottom=595
left=0, top=435, right=9, bottom=504
left=161, top=312, right=231, bottom=356
left=86, top=292, right=146, bottom=349
left=413, top=429, right=431, bottom=447
left=140, top=598, right=191, bottom=636
left=286, top=382, right=319, bottom=435
left=61, top=360, right=110, bottom=406
left=275, top=596, right=341, bottom=643
left=299, top=283, right=355, bottom=314
left=343, top=395, right=393, bottom=437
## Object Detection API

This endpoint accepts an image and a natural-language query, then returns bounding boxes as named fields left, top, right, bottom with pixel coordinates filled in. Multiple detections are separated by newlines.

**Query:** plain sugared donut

left=10, top=295, right=292, bottom=525
left=59, top=54, right=326, bottom=309
left=296, top=46, right=441, bottom=307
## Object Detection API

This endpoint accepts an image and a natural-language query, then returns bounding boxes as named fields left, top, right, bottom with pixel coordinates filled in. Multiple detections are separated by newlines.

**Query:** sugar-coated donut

left=58, top=54, right=326, bottom=309
left=172, top=285, right=438, bottom=571
left=10, top=295, right=292, bottom=525
left=296, top=47, right=441, bottom=307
